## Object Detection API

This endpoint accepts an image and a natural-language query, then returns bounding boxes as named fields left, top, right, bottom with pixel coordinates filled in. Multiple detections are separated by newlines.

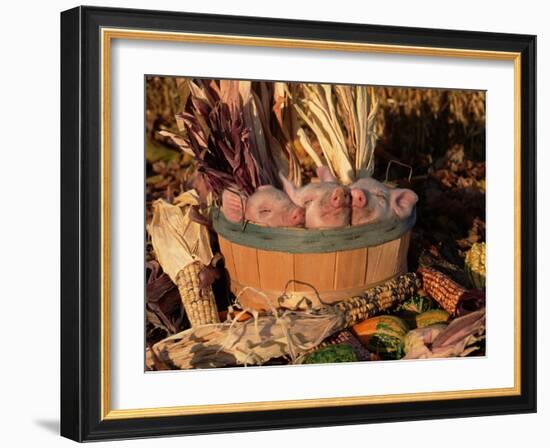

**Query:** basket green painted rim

left=212, top=207, right=416, bottom=254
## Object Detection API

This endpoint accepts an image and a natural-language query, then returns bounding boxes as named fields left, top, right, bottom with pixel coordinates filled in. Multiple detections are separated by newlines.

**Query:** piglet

left=279, top=166, right=351, bottom=229
left=221, top=185, right=305, bottom=227
left=350, top=177, right=418, bottom=226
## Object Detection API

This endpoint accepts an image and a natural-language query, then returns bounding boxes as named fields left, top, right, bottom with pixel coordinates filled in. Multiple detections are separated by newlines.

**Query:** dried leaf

left=158, top=130, right=194, bottom=156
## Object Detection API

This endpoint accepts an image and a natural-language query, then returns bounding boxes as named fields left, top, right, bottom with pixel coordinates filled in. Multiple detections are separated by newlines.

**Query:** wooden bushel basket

left=213, top=208, right=415, bottom=310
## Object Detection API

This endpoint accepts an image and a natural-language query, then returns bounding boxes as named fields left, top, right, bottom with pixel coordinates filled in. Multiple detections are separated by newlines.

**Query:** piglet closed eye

left=350, top=177, right=418, bottom=226
left=221, top=185, right=305, bottom=228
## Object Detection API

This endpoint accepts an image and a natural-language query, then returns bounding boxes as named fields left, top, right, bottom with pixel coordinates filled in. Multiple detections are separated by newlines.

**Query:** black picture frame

left=61, top=5, right=536, bottom=442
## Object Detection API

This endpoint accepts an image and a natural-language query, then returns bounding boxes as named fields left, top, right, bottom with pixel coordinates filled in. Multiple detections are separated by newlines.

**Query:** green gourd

left=302, top=344, right=359, bottom=364
left=415, top=309, right=450, bottom=328
left=352, top=316, right=409, bottom=360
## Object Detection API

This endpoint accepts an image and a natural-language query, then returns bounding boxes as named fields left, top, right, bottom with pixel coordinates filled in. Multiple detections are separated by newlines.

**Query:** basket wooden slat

left=232, top=244, right=260, bottom=289
left=334, top=248, right=367, bottom=289
left=220, top=231, right=411, bottom=310
left=218, top=236, right=236, bottom=279
left=258, top=250, right=294, bottom=292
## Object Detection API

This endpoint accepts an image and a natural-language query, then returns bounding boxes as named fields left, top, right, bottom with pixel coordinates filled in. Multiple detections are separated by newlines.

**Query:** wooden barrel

left=213, top=209, right=415, bottom=310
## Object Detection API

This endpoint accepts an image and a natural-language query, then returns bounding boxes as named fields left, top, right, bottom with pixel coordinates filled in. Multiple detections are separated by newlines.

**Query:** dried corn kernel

left=417, top=267, right=466, bottom=315
left=465, top=242, right=486, bottom=289
left=176, top=261, right=220, bottom=327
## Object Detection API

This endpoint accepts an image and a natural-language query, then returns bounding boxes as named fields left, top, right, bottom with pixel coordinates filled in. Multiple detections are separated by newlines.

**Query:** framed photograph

left=60, top=6, right=536, bottom=442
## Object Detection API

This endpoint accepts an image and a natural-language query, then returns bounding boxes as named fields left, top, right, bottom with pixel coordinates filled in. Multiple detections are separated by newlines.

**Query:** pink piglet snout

left=289, top=207, right=306, bottom=226
left=351, top=188, right=367, bottom=208
left=330, top=186, right=350, bottom=209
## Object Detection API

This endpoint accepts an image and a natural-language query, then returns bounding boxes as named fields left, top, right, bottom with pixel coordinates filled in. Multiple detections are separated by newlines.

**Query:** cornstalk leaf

left=300, top=100, right=354, bottom=184
left=296, top=128, right=324, bottom=168
left=158, top=130, right=195, bottom=156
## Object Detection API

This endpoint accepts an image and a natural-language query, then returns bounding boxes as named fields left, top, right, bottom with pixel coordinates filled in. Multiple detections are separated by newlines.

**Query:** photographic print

left=144, top=77, right=486, bottom=370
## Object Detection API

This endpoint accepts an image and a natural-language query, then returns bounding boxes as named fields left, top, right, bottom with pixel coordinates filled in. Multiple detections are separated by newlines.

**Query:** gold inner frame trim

left=100, top=27, right=522, bottom=421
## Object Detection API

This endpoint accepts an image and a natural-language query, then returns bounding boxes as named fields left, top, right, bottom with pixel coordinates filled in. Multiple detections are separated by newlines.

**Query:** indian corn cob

left=175, top=261, right=220, bottom=327
left=465, top=242, right=486, bottom=289
left=418, top=267, right=467, bottom=315
left=335, top=272, right=421, bottom=328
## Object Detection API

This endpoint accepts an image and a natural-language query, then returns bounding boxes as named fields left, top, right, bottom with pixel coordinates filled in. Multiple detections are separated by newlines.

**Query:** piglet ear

left=221, top=189, right=247, bottom=223
left=316, top=166, right=337, bottom=183
left=279, top=172, right=300, bottom=204
left=390, top=188, right=418, bottom=219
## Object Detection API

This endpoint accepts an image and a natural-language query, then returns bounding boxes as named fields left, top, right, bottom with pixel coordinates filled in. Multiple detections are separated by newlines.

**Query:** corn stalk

left=295, top=84, right=379, bottom=185
left=271, top=82, right=306, bottom=186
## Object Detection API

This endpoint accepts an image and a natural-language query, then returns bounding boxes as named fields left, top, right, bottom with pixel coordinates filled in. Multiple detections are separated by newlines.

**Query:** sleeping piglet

left=279, top=167, right=351, bottom=229
left=221, top=185, right=305, bottom=227
left=350, top=177, right=418, bottom=226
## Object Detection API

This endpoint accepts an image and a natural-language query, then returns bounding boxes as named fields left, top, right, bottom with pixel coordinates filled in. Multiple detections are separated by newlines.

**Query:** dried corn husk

left=237, top=81, right=282, bottom=187
left=149, top=192, right=219, bottom=326
left=162, top=79, right=302, bottom=194
left=162, top=80, right=262, bottom=196
left=271, top=82, right=306, bottom=186
left=295, top=84, right=378, bottom=184
left=152, top=273, right=420, bottom=369
left=404, top=309, right=485, bottom=359
left=149, top=193, right=213, bottom=278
